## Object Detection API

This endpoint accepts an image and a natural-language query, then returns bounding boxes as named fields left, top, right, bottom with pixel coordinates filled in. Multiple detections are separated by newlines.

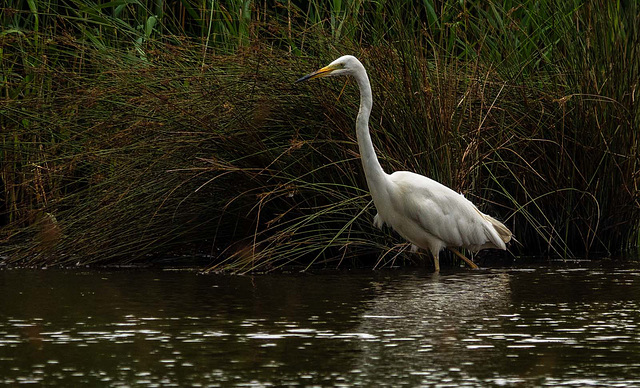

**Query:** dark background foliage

left=1, top=0, right=639, bottom=270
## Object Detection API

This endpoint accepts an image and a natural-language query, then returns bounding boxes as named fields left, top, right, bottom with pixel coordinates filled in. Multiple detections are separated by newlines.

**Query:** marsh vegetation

left=1, top=0, right=639, bottom=270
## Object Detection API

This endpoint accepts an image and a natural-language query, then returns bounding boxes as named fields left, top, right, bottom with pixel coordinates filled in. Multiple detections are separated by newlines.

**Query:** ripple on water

left=1, top=267, right=640, bottom=386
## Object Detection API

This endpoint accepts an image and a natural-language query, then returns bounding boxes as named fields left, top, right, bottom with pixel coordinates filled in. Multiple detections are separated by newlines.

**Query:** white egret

left=296, top=55, right=512, bottom=271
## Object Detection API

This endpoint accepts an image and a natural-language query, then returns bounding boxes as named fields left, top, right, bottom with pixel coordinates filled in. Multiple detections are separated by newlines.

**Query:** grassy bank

left=1, top=0, right=639, bottom=271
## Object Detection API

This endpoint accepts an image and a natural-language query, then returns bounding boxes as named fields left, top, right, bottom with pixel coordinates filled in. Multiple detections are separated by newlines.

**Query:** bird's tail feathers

left=472, top=206, right=513, bottom=250
left=485, top=215, right=512, bottom=245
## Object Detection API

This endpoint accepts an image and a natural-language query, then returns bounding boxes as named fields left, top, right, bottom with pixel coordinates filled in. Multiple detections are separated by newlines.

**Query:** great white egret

left=296, top=55, right=512, bottom=271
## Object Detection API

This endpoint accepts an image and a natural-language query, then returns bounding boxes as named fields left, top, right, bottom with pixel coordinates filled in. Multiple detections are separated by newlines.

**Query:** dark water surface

left=2, top=265, right=640, bottom=386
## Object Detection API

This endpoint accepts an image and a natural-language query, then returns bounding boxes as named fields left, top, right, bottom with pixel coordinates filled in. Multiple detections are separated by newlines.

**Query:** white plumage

left=297, top=55, right=512, bottom=271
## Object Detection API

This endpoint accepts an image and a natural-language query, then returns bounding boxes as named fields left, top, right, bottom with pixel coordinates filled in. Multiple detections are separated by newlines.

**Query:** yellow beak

left=295, top=65, right=337, bottom=83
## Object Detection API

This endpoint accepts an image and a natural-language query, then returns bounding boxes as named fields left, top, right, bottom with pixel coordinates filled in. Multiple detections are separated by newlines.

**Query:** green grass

left=1, top=0, right=639, bottom=270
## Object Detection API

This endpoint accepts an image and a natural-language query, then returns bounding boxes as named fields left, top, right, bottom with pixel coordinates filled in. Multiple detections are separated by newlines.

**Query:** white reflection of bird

left=296, top=55, right=512, bottom=271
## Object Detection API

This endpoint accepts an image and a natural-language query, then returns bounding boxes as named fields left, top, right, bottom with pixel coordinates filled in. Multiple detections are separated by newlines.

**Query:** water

left=1, top=265, right=640, bottom=386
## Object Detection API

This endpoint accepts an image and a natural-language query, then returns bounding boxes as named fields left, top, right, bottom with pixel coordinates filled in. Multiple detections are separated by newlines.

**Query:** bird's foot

left=410, top=244, right=419, bottom=253
left=373, top=213, right=384, bottom=230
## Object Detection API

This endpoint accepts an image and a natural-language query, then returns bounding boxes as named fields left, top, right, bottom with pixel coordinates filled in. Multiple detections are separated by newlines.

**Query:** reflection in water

left=354, top=272, right=514, bottom=385
left=1, top=266, right=640, bottom=386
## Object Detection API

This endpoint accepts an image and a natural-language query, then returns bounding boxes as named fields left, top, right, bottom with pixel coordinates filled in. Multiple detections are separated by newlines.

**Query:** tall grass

left=1, top=0, right=639, bottom=270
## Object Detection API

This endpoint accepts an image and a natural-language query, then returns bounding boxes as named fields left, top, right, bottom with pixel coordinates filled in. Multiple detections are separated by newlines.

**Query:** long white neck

left=353, top=65, right=387, bottom=193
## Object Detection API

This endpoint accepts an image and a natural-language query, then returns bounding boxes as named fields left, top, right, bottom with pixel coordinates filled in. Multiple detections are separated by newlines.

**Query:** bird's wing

left=389, top=171, right=505, bottom=250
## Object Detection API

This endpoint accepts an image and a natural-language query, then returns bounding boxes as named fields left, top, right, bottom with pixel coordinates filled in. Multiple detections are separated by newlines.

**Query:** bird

left=296, top=55, right=512, bottom=271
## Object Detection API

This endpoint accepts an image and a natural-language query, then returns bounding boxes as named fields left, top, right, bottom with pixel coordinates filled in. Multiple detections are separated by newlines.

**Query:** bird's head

left=295, top=55, right=362, bottom=83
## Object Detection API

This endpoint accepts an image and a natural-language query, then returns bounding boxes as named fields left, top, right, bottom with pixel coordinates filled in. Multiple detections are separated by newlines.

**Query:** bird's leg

left=448, top=248, right=479, bottom=270
left=430, top=249, right=440, bottom=272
